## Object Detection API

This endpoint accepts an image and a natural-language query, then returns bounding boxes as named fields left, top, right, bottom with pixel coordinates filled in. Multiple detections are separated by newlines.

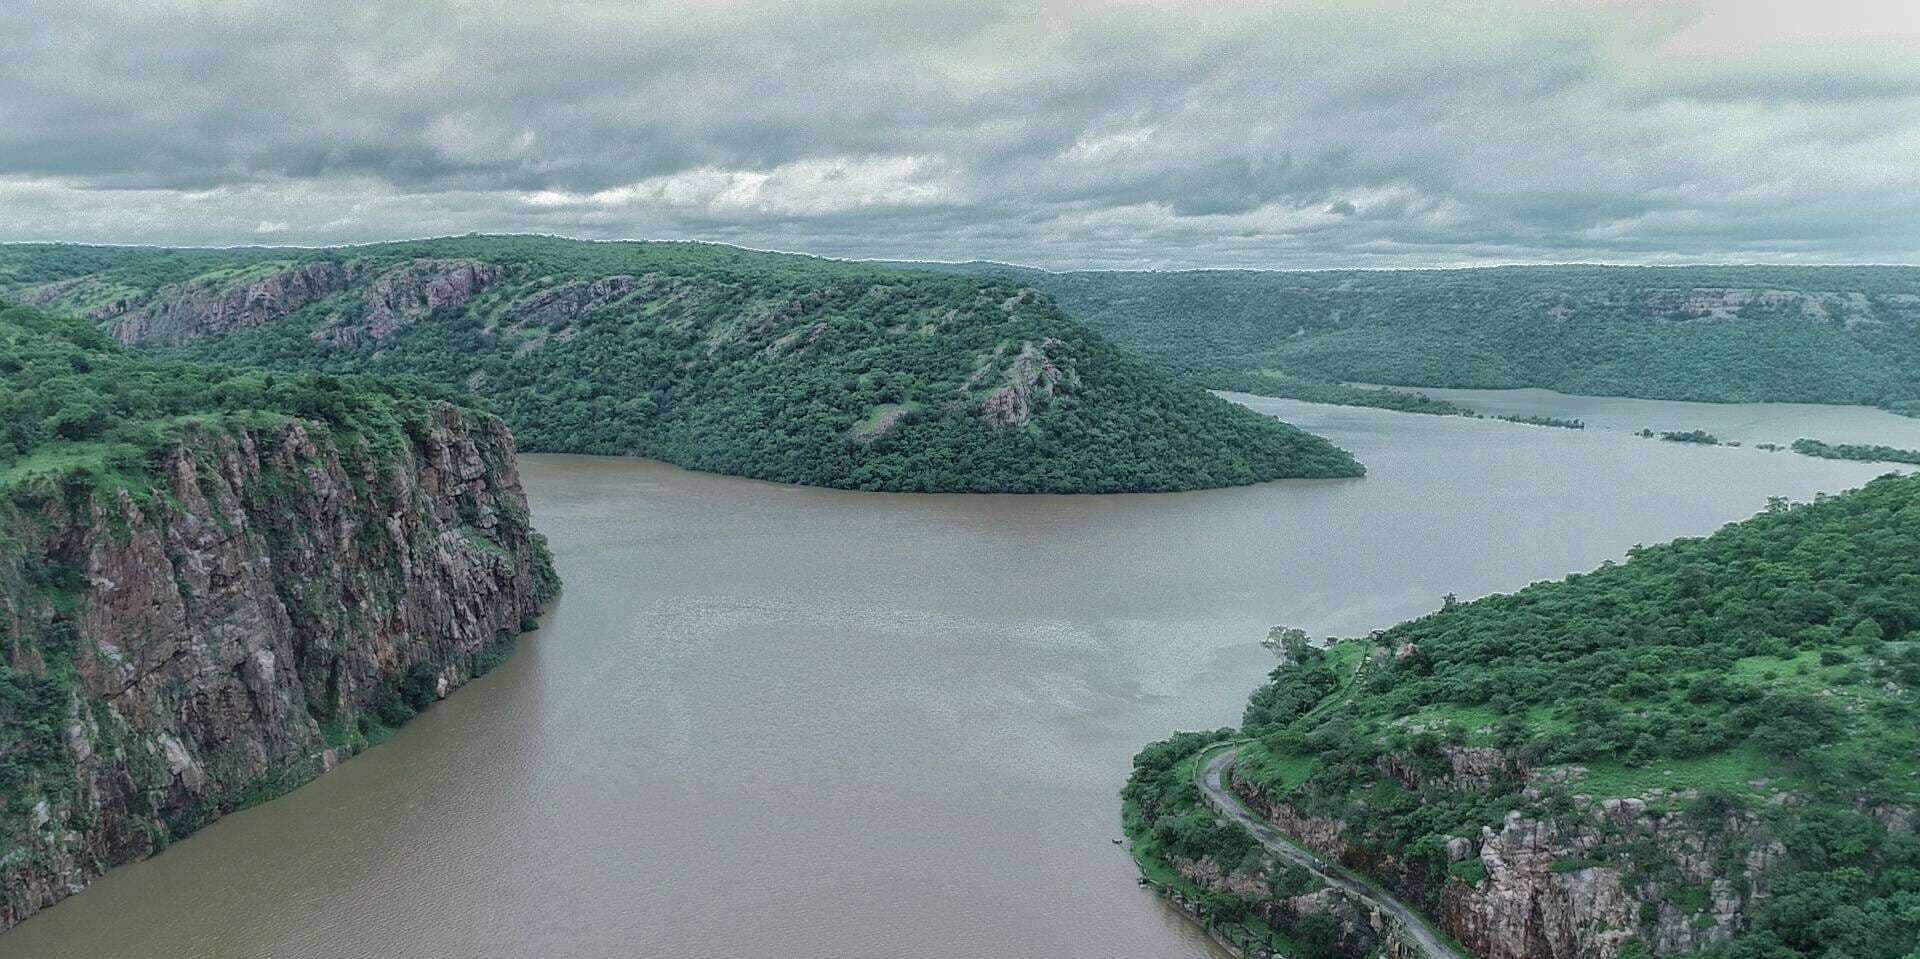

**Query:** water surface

left=1349, top=384, right=1920, bottom=448
left=4, top=398, right=1898, bottom=959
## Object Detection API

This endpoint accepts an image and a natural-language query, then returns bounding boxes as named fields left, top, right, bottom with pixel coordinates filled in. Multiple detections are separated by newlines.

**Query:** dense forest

left=0, top=238, right=1362, bottom=493
left=1128, top=474, right=1920, bottom=958
left=900, top=262, right=1920, bottom=415
left=0, top=305, right=457, bottom=494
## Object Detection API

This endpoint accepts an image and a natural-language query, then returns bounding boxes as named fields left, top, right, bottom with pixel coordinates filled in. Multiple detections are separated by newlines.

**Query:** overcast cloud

left=3, top=0, right=1917, bottom=268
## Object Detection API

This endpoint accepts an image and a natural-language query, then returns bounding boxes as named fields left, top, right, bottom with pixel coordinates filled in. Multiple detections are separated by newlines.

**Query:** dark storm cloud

left=2, top=0, right=1916, bottom=267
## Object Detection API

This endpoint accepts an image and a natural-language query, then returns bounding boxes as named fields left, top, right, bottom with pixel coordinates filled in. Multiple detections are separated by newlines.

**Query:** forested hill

left=896, top=263, right=1920, bottom=415
left=0, top=237, right=1361, bottom=493
left=1127, top=472, right=1920, bottom=958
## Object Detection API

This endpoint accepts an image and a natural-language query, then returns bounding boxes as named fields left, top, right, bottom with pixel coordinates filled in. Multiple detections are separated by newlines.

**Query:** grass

left=850, top=401, right=923, bottom=435
left=1324, top=637, right=1371, bottom=680
left=1449, top=858, right=1490, bottom=886
left=1571, top=747, right=1779, bottom=799
left=1728, top=649, right=1828, bottom=685
left=1549, top=856, right=1608, bottom=874
left=1392, top=703, right=1570, bottom=746
left=0, top=442, right=122, bottom=487
left=0, top=412, right=294, bottom=492
left=1234, top=739, right=1320, bottom=793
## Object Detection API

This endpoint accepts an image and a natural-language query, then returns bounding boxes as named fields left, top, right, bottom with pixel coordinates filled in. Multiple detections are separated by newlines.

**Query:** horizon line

left=3, top=231, right=1916, bottom=275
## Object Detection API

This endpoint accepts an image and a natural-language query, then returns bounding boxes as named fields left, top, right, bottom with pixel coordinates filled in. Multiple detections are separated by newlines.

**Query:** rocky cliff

left=81, top=258, right=503, bottom=347
left=1225, top=762, right=1791, bottom=959
left=95, top=260, right=363, bottom=345
left=0, top=403, right=556, bottom=930
left=1160, top=846, right=1427, bottom=959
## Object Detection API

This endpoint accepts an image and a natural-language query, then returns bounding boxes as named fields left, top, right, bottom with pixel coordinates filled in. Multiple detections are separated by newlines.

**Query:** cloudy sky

left=4, top=0, right=1918, bottom=268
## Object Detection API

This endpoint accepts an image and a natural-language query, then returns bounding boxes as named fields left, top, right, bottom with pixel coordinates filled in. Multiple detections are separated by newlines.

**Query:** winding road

left=1196, top=746, right=1470, bottom=959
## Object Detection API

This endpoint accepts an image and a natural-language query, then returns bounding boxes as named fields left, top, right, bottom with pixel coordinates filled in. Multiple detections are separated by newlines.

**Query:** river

left=3, top=395, right=1903, bottom=959
left=1352, top=384, right=1920, bottom=448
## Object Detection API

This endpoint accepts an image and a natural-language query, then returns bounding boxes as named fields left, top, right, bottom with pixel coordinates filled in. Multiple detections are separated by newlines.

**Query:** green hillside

left=1129, top=473, right=1920, bottom=958
left=905, top=263, right=1920, bottom=416
left=0, top=237, right=1362, bottom=493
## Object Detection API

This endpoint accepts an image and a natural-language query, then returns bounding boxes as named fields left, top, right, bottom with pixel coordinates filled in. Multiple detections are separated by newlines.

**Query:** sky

left=4, top=0, right=1918, bottom=269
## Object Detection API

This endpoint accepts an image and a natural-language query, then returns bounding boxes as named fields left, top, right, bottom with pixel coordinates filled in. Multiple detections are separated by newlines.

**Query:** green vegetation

left=1134, top=474, right=1920, bottom=958
left=0, top=305, right=460, bottom=497
left=1497, top=414, right=1585, bottom=430
left=0, top=237, right=1364, bottom=492
left=0, top=304, right=553, bottom=837
left=903, top=262, right=1920, bottom=416
left=1121, top=731, right=1326, bottom=957
left=1792, top=437, right=1920, bottom=466
left=1635, top=428, right=1728, bottom=445
left=1447, top=858, right=1489, bottom=886
left=1210, top=369, right=1478, bottom=416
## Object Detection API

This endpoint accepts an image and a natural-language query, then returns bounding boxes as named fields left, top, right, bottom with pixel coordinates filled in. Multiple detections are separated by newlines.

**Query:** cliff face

left=1163, top=850, right=1425, bottom=959
left=96, top=261, right=363, bottom=345
left=90, top=258, right=503, bottom=347
left=0, top=404, right=556, bottom=930
left=1440, top=794, right=1783, bottom=959
left=1227, top=764, right=1788, bottom=959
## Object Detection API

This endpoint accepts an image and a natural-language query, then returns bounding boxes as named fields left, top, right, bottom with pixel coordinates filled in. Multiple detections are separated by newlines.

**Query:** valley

left=900, top=262, right=1920, bottom=419
left=2, top=395, right=1898, bottom=959
left=8, top=4, right=1916, bottom=956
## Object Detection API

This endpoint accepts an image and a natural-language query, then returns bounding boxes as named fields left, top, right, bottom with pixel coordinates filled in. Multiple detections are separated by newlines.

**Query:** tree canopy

left=0, top=237, right=1364, bottom=492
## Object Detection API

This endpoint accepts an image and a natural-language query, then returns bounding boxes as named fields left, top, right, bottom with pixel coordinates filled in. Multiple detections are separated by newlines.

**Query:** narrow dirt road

left=1197, top=746, right=1471, bottom=959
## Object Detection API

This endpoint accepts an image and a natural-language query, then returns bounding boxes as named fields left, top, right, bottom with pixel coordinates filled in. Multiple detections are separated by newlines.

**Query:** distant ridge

left=0, top=235, right=1363, bottom=493
left=890, top=261, right=1920, bottom=416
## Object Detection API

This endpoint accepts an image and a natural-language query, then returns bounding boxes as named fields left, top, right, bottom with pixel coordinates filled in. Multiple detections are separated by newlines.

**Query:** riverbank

left=7, top=401, right=1897, bottom=958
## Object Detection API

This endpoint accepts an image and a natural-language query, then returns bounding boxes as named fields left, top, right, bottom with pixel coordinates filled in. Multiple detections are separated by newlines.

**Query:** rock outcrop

left=1167, top=851, right=1425, bottom=959
left=973, top=337, right=1078, bottom=427
left=98, top=261, right=364, bottom=345
left=501, top=275, right=640, bottom=333
left=87, top=258, right=506, bottom=348
left=1641, top=288, right=1878, bottom=326
left=1439, top=793, right=1783, bottom=959
left=0, top=404, right=556, bottom=930
left=1227, top=766, right=1785, bottom=959
left=313, top=260, right=504, bottom=346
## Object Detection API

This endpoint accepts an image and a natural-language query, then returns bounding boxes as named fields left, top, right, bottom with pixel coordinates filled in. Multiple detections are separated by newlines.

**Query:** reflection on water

left=4, top=397, right=1899, bottom=959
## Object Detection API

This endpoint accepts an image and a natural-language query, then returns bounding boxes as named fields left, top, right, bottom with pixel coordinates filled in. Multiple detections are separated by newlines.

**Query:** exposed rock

left=1378, top=746, right=1523, bottom=792
left=98, top=261, right=365, bottom=345
left=503, top=275, right=640, bottom=332
left=16, top=277, right=126, bottom=313
left=313, top=260, right=504, bottom=346
left=0, top=404, right=555, bottom=930
left=846, top=405, right=916, bottom=443
left=1163, top=851, right=1413, bottom=959
left=1642, top=288, right=1878, bottom=327
left=976, top=337, right=1078, bottom=428
left=1228, top=763, right=1782, bottom=958
left=759, top=321, right=829, bottom=360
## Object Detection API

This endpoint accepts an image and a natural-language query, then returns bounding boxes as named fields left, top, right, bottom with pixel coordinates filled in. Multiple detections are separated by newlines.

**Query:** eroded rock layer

left=0, top=404, right=556, bottom=930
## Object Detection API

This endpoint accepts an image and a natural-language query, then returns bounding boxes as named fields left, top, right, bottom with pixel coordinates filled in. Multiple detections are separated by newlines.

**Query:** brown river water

left=3, top=395, right=1905, bottom=959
